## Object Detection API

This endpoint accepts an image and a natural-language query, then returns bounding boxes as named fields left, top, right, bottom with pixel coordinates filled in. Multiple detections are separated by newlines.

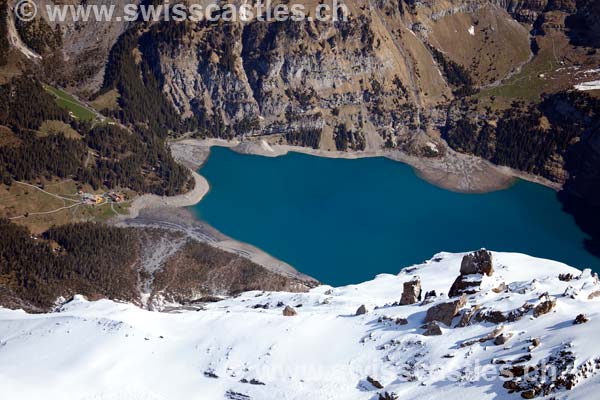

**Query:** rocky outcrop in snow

left=1, top=251, right=599, bottom=400
left=449, top=249, right=493, bottom=297
left=400, top=277, right=422, bottom=305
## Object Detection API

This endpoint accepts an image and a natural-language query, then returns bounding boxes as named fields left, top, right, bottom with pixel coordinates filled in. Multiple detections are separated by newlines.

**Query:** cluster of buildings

left=79, top=191, right=124, bottom=205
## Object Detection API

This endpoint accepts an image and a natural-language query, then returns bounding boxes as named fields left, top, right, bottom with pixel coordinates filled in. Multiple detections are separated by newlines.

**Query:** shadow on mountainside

left=557, top=128, right=600, bottom=262
left=557, top=190, right=600, bottom=261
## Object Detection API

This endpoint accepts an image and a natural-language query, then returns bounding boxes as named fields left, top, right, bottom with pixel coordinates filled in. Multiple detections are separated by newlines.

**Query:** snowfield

left=0, top=251, right=599, bottom=400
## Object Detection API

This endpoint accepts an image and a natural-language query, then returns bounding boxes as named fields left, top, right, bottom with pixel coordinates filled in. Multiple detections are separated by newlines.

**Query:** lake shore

left=115, top=170, right=210, bottom=221
left=111, top=147, right=315, bottom=283
left=170, top=138, right=561, bottom=194
left=112, top=137, right=576, bottom=285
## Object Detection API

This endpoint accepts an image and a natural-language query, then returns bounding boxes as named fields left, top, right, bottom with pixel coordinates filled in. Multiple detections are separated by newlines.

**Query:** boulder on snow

left=367, top=376, right=384, bottom=389
left=588, top=291, right=600, bottom=300
left=492, top=282, right=507, bottom=293
left=533, top=298, right=556, bottom=318
left=494, top=332, right=513, bottom=345
left=400, top=277, right=422, bottom=305
left=574, top=314, right=589, bottom=325
left=559, top=273, right=575, bottom=282
left=283, top=306, right=297, bottom=316
left=355, top=305, right=368, bottom=315
left=424, top=295, right=467, bottom=326
left=422, top=321, right=443, bottom=336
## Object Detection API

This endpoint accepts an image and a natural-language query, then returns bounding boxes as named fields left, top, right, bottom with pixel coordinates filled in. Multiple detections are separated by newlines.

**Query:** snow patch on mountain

left=0, top=251, right=599, bottom=400
left=575, top=80, right=600, bottom=91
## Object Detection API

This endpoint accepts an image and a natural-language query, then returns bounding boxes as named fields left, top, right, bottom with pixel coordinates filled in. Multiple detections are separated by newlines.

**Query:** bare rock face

left=355, top=305, right=368, bottom=316
left=424, top=295, right=467, bottom=326
left=449, top=250, right=493, bottom=297
left=460, top=249, right=494, bottom=276
left=400, top=277, right=422, bottom=305
left=283, top=306, right=297, bottom=316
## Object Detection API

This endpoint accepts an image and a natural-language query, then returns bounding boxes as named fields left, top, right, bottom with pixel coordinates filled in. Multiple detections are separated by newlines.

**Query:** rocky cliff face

left=144, top=5, right=445, bottom=152
left=3, top=0, right=599, bottom=174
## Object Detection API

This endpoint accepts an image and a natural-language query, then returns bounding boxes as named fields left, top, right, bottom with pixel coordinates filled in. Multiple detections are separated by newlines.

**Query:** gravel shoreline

left=170, top=138, right=561, bottom=194
left=115, top=170, right=209, bottom=221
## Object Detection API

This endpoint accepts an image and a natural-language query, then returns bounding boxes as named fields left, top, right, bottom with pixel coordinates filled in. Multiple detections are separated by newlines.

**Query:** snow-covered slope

left=1, top=251, right=599, bottom=400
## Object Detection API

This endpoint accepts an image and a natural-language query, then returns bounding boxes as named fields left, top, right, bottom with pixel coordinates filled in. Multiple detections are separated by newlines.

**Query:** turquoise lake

left=189, top=146, right=598, bottom=286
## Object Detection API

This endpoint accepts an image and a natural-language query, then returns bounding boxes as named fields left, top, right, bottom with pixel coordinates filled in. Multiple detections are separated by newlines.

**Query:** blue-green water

left=189, top=146, right=598, bottom=286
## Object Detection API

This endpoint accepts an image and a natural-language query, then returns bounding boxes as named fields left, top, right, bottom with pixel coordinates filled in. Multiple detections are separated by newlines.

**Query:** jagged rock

left=424, top=295, right=466, bottom=326
left=204, top=370, right=219, bottom=378
left=448, top=275, right=482, bottom=297
left=574, top=314, right=590, bottom=325
left=492, top=282, right=507, bottom=293
left=512, top=354, right=533, bottom=365
left=380, top=315, right=409, bottom=325
left=528, top=337, right=542, bottom=352
left=588, top=291, right=600, bottom=300
left=462, top=326, right=505, bottom=347
left=476, top=303, right=535, bottom=324
left=460, top=250, right=493, bottom=276
left=563, top=286, right=578, bottom=298
left=494, top=332, right=514, bottom=345
left=378, top=392, right=398, bottom=400
left=533, top=298, right=556, bottom=318
left=422, top=321, right=443, bottom=336
left=503, top=380, right=520, bottom=391
left=448, top=250, right=493, bottom=297
left=559, top=273, right=575, bottom=282
left=367, top=376, right=384, bottom=389
left=240, top=378, right=265, bottom=386
left=282, top=306, right=297, bottom=316
left=521, top=389, right=537, bottom=399
left=355, top=305, right=368, bottom=315
left=225, top=390, right=251, bottom=400
left=420, top=290, right=437, bottom=305
left=400, top=277, right=422, bottom=305
left=457, top=305, right=481, bottom=327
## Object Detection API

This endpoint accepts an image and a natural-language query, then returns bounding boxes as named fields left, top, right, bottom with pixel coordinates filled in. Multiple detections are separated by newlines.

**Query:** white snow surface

left=468, top=26, right=475, bottom=36
left=1, top=251, right=599, bottom=400
left=574, top=80, right=600, bottom=91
